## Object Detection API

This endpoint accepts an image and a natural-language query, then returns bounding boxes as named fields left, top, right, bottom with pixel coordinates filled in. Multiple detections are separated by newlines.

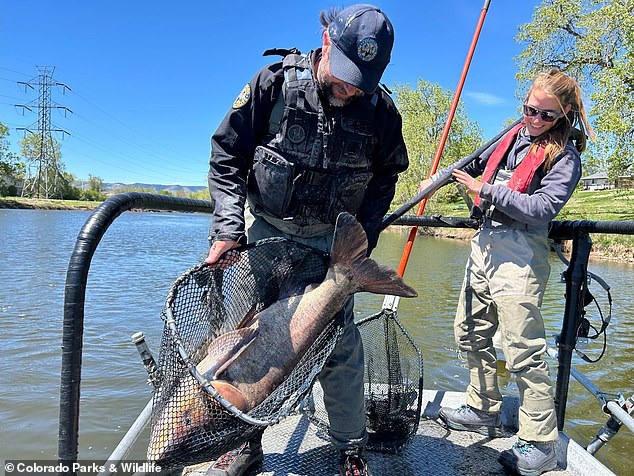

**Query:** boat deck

left=182, top=391, right=615, bottom=476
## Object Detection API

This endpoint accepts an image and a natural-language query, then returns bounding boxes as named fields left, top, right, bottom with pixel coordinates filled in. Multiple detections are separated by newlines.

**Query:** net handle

left=395, top=0, right=492, bottom=278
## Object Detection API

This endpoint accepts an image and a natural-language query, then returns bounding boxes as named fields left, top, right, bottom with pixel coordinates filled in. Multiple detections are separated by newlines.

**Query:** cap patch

left=232, top=83, right=251, bottom=109
left=357, top=38, right=378, bottom=62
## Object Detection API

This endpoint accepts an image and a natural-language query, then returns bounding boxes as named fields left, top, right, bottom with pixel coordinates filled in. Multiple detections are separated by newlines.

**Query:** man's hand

left=419, top=178, right=433, bottom=193
left=205, top=239, right=241, bottom=269
left=452, top=169, right=483, bottom=196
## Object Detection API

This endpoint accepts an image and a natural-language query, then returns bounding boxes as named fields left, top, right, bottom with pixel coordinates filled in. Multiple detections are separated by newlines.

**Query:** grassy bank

left=2, top=190, right=633, bottom=261
left=0, top=196, right=101, bottom=210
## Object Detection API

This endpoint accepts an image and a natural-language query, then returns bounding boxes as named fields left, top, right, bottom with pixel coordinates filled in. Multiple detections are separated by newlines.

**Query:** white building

left=580, top=172, right=612, bottom=190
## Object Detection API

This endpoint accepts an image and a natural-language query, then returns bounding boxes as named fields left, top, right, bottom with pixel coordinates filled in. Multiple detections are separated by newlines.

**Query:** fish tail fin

left=331, top=213, right=418, bottom=298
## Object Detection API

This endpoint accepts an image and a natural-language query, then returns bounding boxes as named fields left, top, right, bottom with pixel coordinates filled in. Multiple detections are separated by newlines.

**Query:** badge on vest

left=287, top=124, right=306, bottom=144
left=233, top=83, right=251, bottom=109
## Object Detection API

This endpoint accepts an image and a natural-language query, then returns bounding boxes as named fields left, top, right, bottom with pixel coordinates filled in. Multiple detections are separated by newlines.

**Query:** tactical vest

left=247, top=53, right=378, bottom=233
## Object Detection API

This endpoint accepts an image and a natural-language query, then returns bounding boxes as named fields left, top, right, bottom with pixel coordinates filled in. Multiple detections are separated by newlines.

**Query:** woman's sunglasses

left=523, top=104, right=562, bottom=122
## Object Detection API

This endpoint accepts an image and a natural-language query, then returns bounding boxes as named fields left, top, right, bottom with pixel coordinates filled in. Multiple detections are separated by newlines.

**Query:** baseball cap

left=327, top=4, right=394, bottom=94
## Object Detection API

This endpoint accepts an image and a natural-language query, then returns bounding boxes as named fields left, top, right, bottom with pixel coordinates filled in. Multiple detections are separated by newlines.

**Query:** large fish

left=148, top=212, right=417, bottom=463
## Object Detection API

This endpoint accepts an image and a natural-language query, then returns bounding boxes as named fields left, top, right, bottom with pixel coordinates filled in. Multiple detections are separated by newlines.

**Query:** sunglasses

left=523, top=104, right=562, bottom=122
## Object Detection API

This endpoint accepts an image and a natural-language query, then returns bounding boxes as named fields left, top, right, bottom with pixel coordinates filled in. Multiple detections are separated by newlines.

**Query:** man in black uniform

left=205, top=5, right=408, bottom=476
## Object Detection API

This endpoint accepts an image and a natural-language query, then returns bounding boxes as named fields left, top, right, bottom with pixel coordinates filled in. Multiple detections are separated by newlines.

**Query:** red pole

left=396, top=0, right=491, bottom=277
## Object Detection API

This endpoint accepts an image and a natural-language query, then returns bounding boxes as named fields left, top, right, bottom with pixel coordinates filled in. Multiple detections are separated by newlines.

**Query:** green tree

left=19, top=132, right=68, bottom=198
left=87, top=174, right=103, bottom=193
left=393, top=79, right=483, bottom=211
left=61, top=172, right=81, bottom=200
left=0, top=121, right=24, bottom=196
left=110, top=184, right=154, bottom=194
left=516, top=0, right=634, bottom=179
left=77, top=174, right=106, bottom=201
left=188, top=188, right=211, bottom=200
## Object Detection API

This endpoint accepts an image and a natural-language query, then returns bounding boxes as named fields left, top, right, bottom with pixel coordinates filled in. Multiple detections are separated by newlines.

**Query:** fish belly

left=221, top=281, right=349, bottom=409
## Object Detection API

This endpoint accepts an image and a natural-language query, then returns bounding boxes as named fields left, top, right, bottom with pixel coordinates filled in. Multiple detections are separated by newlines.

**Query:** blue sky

left=1, top=1, right=540, bottom=186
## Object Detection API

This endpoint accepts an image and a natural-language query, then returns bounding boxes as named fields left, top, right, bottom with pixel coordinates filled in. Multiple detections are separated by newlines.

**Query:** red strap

left=474, top=124, right=546, bottom=206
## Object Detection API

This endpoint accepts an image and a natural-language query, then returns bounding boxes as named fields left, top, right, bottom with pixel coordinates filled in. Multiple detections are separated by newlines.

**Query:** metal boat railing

left=57, top=193, right=634, bottom=474
left=544, top=346, right=634, bottom=455
left=392, top=215, right=634, bottom=434
left=58, top=193, right=213, bottom=474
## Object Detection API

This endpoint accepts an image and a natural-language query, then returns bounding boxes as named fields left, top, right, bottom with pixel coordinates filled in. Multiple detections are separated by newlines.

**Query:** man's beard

left=322, top=88, right=352, bottom=107
left=316, top=75, right=358, bottom=108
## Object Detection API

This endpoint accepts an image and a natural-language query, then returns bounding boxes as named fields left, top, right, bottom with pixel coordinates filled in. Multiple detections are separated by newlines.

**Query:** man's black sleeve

left=357, top=99, right=409, bottom=255
left=207, top=63, right=282, bottom=242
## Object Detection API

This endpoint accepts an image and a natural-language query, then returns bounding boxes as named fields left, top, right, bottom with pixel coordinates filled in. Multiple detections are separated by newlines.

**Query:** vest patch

left=232, top=84, right=251, bottom=109
left=287, top=124, right=306, bottom=144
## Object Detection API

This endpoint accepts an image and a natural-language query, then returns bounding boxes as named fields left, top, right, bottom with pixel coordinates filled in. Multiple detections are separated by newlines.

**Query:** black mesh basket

left=147, top=237, right=343, bottom=469
left=303, top=308, right=423, bottom=454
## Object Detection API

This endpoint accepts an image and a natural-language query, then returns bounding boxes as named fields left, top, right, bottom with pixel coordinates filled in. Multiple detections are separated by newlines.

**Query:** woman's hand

left=452, top=169, right=483, bottom=196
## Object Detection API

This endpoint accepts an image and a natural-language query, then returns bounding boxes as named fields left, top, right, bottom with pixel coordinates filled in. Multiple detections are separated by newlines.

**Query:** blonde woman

left=438, top=68, right=593, bottom=476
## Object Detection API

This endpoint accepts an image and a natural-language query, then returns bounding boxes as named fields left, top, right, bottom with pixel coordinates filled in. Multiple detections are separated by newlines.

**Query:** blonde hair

left=525, top=68, right=595, bottom=169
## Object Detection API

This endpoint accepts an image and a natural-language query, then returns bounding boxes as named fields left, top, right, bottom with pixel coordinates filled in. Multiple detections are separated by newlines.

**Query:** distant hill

left=102, top=182, right=208, bottom=196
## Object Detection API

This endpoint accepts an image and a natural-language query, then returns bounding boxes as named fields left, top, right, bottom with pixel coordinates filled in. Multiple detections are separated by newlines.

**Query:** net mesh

left=147, top=238, right=342, bottom=469
left=303, top=309, right=423, bottom=453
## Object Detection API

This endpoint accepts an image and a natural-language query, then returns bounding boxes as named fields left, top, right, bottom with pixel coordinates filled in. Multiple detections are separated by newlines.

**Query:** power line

left=62, top=142, right=205, bottom=184
left=15, top=66, right=72, bottom=198
left=5, top=67, right=203, bottom=185
left=69, top=110, right=189, bottom=174
left=0, top=66, right=32, bottom=77
left=71, top=88, right=180, bottom=165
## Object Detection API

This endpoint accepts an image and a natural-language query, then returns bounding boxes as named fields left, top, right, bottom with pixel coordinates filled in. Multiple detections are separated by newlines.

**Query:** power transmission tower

left=16, top=66, right=72, bottom=198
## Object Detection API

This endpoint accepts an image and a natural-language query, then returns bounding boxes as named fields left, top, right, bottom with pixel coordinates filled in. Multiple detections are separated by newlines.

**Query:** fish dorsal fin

left=330, top=212, right=368, bottom=266
left=329, top=212, right=418, bottom=298
left=203, top=327, right=259, bottom=380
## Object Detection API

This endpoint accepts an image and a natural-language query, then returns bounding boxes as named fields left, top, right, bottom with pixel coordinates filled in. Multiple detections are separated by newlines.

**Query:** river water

left=0, top=209, right=632, bottom=474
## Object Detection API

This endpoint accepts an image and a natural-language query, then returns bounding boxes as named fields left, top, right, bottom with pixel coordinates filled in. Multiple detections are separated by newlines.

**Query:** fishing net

left=302, top=308, right=424, bottom=454
left=147, top=237, right=342, bottom=469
